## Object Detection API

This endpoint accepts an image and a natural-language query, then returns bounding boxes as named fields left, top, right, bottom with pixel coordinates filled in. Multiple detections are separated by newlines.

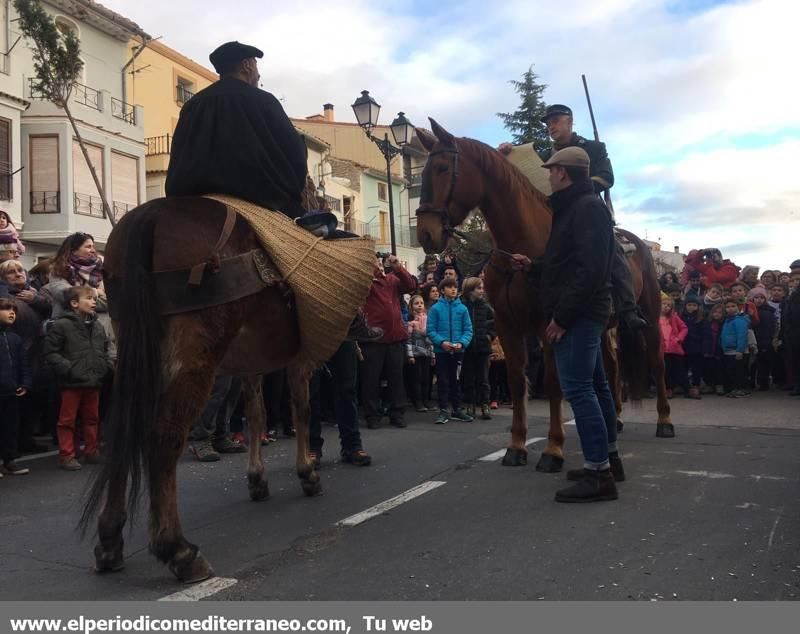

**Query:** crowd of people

left=657, top=249, right=800, bottom=400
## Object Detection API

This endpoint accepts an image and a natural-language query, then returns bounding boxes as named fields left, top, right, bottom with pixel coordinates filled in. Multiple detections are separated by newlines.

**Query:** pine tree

left=14, top=0, right=115, bottom=225
left=497, top=66, right=550, bottom=157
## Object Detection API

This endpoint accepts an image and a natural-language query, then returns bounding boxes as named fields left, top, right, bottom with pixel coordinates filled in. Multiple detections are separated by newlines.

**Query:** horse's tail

left=615, top=228, right=660, bottom=403
left=80, top=203, right=163, bottom=534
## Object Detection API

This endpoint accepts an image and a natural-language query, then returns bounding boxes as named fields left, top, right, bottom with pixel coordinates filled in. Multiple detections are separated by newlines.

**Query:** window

left=111, top=151, right=139, bottom=219
left=176, top=77, right=194, bottom=105
left=29, top=135, right=60, bottom=213
left=73, top=139, right=104, bottom=217
left=377, top=181, right=388, bottom=202
left=0, top=118, right=11, bottom=201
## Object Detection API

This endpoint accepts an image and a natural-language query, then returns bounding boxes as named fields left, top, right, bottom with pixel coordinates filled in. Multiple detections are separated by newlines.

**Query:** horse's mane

left=458, top=137, right=551, bottom=210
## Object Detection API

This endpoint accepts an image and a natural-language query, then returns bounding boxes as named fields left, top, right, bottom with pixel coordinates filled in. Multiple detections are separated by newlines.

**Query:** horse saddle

left=614, top=229, right=637, bottom=257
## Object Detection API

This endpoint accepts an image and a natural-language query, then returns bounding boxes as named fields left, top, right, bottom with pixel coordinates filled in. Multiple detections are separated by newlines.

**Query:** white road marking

left=17, top=450, right=59, bottom=463
left=749, top=474, right=789, bottom=482
left=337, top=481, right=446, bottom=527
left=676, top=470, right=736, bottom=479
left=158, top=577, right=238, bottom=601
left=479, top=437, right=547, bottom=462
left=768, top=508, right=784, bottom=551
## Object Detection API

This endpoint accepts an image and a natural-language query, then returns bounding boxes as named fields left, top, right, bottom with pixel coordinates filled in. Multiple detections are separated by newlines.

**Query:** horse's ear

left=429, top=118, right=456, bottom=147
left=416, top=127, right=436, bottom=151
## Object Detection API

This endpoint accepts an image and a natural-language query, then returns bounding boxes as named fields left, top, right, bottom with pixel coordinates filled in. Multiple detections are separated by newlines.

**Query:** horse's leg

left=242, top=374, right=269, bottom=501
left=536, top=343, right=566, bottom=473
left=93, top=473, right=128, bottom=573
left=501, top=332, right=529, bottom=467
left=287, top=361, right=321, bottom=496
left=603, top=330, right=624, bottom=433
left=651, top=330, right=674, bottom=437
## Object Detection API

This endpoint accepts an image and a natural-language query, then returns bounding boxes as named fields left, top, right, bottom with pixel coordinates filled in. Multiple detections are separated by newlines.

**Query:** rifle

left=581, top=74, right=614, bottom=214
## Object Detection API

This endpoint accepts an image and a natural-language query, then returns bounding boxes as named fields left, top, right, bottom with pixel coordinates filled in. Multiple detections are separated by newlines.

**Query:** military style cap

left=209, top=41, right=263, bottom=74
left=790, top=259, right=800, bottom=270
left=541, top=146, right=590, bottom=169
left=540, top=104, right=573, bottom=123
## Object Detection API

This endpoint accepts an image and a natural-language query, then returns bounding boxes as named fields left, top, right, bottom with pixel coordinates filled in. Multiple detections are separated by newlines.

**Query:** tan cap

left=541, top=146, right=590, bottom=169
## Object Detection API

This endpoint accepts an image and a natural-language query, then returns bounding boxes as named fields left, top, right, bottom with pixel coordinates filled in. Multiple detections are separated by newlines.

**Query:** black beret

left=209, top=41, right=263, bottom=74
left=540, top=104, right=573, bottom=123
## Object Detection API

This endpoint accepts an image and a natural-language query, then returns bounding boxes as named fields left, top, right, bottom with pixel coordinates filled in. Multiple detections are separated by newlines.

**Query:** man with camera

left=684, top=248, right=741, bottom=290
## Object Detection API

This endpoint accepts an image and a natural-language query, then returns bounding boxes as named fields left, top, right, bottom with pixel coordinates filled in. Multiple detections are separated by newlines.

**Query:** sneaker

left=415, top=405, right=428, bottom=413
left=450, top=408, right=474, bottom=422
left=555, top=469, right=618, bottom=503
left=232, top=432, right=245, bottom=444
left=283, top=427, right=297, bottom=438
left=213, top=437, right=247, bottom=454
left=60, top=457, right=82, bottom=471
left=480, top=404, right=492, bottom=420
left=83, top=453, right=105, bottom=465
left=489, top=401, right=498, bottom=410
left=1, top=461, right=30, bottom=476
left=341, top=449, right=372, bottom=466
left=726, top=391, right=741, bottom=399
left=435, top=410, right=449, bottom=424
left=190, top=440, right=221, bottom=462
left=715, top=385, right=725, bottom=396
left=700, top=385, right=714, bottom=395
left=736, top=390, right=751, bottom=398
left=686, top=387, right=701, bottom=400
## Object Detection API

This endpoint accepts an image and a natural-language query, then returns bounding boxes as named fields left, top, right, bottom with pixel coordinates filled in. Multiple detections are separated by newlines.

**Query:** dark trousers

left=359, top=342, right=406, bottom=425
left=753, top=349, right=772, bottom=389
left=489, top=361, right=509, bottom=403
left=772, top=347, right=787, bottom=385
left=703, top=356, right=723, bottom=388
left=789, top=343, right=800, bottom=389
left=435, top=351, right=463, bottom=411
left=723, top=355, right=746, bottom=393
left=686, top=353, right=704, bottom=387
left=409, top=356, right=432, bottom=408
left=664, top=354, right=689, bottom=391
left=190, top=375, right=242, bottom=442
left=310, top=341, right=362, bottom=455
left=462, top=350, right=490, bottom=405
left=0, top=394, right=21, bottom=463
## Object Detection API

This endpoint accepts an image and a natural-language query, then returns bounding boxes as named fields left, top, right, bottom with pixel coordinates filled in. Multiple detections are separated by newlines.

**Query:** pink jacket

left=660, top=312, right=688, bottom=356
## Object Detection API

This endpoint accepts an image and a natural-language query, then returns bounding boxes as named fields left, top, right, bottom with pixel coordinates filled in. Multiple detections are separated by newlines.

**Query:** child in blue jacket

left=427, top=278, right=473, bottom=424
left=720, top=299, right=750, bottom=398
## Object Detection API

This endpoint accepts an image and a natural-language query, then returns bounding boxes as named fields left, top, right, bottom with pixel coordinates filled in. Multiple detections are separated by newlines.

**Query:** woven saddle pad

left=204, top=195, right=376, bottom=363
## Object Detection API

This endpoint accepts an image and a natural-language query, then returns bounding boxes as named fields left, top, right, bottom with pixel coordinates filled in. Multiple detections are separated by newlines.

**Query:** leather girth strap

left=187, top=206, right=238, bottom=286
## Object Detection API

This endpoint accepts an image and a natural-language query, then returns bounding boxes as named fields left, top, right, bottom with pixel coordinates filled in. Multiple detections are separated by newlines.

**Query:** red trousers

left=57, top=388, right=100, bottom=459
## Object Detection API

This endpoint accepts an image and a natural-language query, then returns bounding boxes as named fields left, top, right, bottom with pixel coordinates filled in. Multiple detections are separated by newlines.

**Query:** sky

left=103, top=0, right=800, bottom=271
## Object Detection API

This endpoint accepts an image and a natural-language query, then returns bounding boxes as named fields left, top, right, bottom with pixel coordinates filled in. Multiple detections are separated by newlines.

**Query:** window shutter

left=0, top=120, right=10, bottom=201
left=111, top=151, right=138, bottom=217
left=30, top=136, right=59, bottom=212
left=73, top=140, right=104, bottom=216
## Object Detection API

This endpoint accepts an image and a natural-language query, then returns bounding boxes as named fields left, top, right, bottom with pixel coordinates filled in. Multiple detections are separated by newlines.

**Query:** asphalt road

left=1, top=391, right=799, bottom=601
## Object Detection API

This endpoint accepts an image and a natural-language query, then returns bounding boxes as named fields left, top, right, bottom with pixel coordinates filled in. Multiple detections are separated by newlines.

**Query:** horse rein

left=414, top=146, right=460, bottom=235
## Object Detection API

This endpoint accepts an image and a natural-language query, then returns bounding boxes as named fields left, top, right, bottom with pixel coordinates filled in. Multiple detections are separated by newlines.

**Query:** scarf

left=68, top=254, right=103, bottom=288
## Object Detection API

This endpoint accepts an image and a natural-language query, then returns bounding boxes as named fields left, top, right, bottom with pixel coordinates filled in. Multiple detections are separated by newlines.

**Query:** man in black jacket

left=166, top=41, right=309, bottom=218
left=512, top=147, right=622, bottom=503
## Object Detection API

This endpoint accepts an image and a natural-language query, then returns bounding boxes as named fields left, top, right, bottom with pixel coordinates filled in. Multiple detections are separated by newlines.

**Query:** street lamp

left=351, top=90, right=414, bottom=255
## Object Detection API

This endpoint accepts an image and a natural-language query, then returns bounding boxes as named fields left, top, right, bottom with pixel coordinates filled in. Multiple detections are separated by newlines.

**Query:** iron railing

left=176, top=84, right=194, bottom=105
left=72, top=82, right=102, bottom=111
left=74, top=192, right=105, bottom=218
left=324, top=194, right=341, bottom=212
left=145, top=134, right=171, bottom=156
left=111, top=97, right=136, bottom=125
left=113, top=201, right=136, bottom=219
left=350, top=220, right=419, bottom=249
left=30, top=191, right=60, bottom=213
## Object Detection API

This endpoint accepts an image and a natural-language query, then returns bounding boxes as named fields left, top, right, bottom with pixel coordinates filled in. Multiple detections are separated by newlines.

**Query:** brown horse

left=415, top=119, right=673, bottom=472
left=80, top=196, right=325, bottom=584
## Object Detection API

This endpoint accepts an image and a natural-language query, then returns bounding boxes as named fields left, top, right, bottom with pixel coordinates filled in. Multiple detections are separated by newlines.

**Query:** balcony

left=113, top=201, right=136, bottom=219
left=74, top=192, right=105, bottom=218
left=176, top=84, right=194, bottom=105
left=30, top=191, right=60, bottom=214
left=145, top=135, right=171, bottom=156
left=111, top=97, right=136, bottom=125
left=350, top=220, right=420, bottom=249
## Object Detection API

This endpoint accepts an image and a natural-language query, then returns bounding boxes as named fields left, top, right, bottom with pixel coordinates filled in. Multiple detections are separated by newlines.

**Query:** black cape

left=165, top=77, right=308, bottom=217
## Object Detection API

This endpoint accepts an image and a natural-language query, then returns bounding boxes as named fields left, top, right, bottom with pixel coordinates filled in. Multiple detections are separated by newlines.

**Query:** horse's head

left=415, top=119, right=483, bottom=253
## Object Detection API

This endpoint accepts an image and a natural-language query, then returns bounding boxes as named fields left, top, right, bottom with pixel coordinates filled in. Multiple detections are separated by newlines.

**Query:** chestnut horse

left=80, top=196, right=326, bottom=584
left=415, top=120, right=672, bottom=472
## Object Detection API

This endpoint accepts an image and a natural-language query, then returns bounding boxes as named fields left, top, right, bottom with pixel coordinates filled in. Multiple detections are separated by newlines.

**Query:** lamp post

left=351, top=90, right=414, bottom=255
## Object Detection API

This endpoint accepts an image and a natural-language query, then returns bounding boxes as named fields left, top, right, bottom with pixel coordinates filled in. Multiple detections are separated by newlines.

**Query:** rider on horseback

left=501, top=104, right=647, bottom=332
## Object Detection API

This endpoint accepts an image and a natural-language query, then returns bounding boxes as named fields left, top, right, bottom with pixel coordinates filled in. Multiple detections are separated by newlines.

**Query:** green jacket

left=44, top=312, right=112, bottom=388
left=545, top=133, right=614, bottom=194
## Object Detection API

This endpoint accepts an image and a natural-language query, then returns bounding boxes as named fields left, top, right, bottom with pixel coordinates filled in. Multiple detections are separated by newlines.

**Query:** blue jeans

left=553, top=318, right=617, bottom=469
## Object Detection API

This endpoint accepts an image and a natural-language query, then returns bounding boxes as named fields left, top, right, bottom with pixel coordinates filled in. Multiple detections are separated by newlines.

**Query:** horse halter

left=415, top=145, right=460, bottom=235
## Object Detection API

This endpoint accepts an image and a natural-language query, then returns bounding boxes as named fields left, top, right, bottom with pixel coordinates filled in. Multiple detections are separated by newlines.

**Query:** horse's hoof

left=536, top=453, right=564, bottom=473
left=656, top=422, right=675, bottom=438
left=501, top=448, right=528, bottom=467
left=93, top=543, right=125, bottom=573
left=616, top=419, right=624, bottom=433
left=301, top=478, right=323, bottom=497
left=248, top=473, right=270, bottom=501
left=169, top=552, right=214, bottom=585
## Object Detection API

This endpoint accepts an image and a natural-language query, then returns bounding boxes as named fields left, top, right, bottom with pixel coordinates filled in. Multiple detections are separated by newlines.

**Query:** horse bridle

left=414, top=145, right=460, bottom=235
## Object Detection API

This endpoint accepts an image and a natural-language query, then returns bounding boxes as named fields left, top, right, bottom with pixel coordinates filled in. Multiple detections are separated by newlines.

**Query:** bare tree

left=15, top=0, right=115, bottom=225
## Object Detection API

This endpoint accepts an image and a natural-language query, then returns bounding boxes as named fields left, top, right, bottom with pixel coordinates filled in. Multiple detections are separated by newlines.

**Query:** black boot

left=555, top=468, right=618, bottom=503
left=347, top=310, right=383, bottom=342
left=567, top=452, right=625, bottom=482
